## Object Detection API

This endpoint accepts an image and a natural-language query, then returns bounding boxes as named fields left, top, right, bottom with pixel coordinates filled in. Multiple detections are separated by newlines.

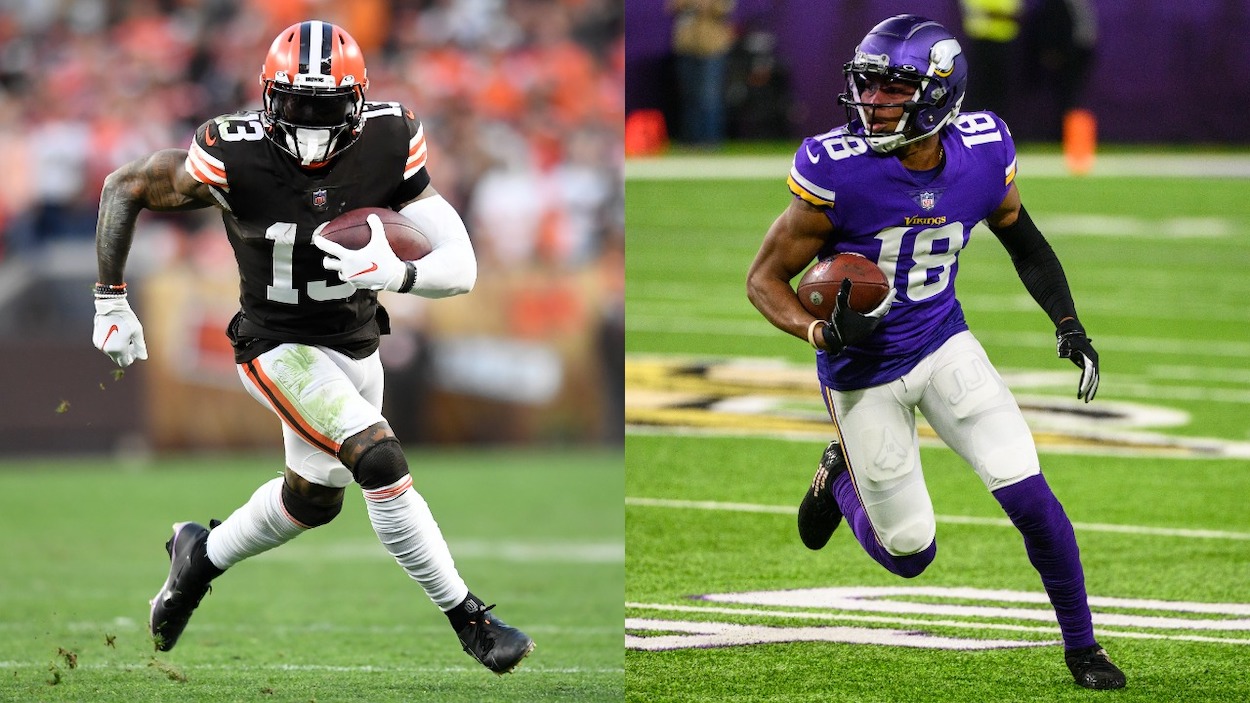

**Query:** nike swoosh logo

left=204, top=128, right=217, bottom=146
left=805, top=145, right=821, bottom=164
left=103, top=324, right=119, bottom=346
left=349, top=263, right=379, bottom=278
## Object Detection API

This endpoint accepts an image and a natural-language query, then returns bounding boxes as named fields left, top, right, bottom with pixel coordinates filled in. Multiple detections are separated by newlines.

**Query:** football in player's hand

left=319, top=207, right=432, bottom=260
left=797, top=252, right=891, bottom=318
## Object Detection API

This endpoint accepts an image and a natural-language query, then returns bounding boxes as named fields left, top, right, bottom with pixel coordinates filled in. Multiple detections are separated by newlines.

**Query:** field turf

left=625, top=152, right=1250, bottom=702
left=0, top=449, right=623, bottom=702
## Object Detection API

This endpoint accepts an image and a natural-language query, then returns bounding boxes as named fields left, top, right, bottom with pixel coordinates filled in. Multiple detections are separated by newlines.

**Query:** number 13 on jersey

left=265, top=221, right=354, bottom=303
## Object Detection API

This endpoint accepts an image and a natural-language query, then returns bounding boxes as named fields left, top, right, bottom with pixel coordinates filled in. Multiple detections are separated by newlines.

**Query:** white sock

left=205, top=476, right=307, bottom=570
left=363, top=475, right=468, bottom=610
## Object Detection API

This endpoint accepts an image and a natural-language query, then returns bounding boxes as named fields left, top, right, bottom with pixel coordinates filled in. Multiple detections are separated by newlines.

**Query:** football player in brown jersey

left=91, top=20, right=534, bottom=674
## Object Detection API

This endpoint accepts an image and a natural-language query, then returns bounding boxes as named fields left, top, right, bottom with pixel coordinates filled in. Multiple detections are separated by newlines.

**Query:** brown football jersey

left=183, top=101, right=431, bottom=362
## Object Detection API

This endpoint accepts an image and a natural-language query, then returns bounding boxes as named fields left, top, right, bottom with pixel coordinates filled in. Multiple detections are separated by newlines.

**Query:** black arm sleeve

left=988, top=205, right=1078, bottom=327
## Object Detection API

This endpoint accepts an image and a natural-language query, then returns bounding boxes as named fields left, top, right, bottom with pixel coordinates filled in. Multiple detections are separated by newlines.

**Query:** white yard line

left=625, top=602, right=1250, bottom=646
left=626, top=153, right=1250, bottom=180
left=627, top=316, right=1250, bottom=361
left=625, top=497, right=1250, bottom=541
left=0, top=660, right=623, bottom=673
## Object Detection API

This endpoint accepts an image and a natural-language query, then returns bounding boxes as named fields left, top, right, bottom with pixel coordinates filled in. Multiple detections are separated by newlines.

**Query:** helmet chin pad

left=285, top=127, right=341, bottom=166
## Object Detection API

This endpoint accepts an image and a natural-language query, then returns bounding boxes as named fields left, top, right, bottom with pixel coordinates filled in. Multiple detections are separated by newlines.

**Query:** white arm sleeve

left=398, top=194, right=477, bottom=298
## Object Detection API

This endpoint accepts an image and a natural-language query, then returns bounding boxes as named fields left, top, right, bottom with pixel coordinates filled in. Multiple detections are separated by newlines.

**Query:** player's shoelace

left=461, top=603, right=500, bottom=653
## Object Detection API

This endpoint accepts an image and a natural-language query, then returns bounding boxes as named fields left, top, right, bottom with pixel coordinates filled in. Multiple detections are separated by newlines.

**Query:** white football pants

left=824, top=331, right=1041, bottom=556
left=237, top=343, right=386, bottom=487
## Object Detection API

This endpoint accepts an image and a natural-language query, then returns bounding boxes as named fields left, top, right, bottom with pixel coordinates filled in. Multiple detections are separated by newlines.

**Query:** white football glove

left=93, top=296, right=148, bottom=367
left=313, top=213, right=409, bottom=292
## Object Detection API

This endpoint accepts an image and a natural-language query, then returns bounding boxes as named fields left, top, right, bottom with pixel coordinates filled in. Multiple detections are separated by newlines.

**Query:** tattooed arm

left=96, top=149, right=216, bottom=285
left=92, top=149, right=216, bottom=366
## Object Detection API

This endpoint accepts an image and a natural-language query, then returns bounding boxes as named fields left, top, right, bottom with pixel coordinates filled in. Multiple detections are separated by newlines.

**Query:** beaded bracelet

left=94, top=282, right=127, bottom=298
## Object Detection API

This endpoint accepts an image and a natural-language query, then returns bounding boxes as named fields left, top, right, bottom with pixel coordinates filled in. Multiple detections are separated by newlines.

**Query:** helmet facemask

left=841, top=61, right=929, bottom=153
left=262, top=83, right=364, bottom=166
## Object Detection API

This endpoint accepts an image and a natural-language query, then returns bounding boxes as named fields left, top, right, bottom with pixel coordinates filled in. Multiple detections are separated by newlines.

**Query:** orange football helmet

left=259, top=20, right=370, bottom=166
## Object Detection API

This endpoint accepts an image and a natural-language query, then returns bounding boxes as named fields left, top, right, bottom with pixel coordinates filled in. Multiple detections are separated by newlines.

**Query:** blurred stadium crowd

left=0, top=0, right=624, bottom=449
left=0, top=0, right=623, bottom=266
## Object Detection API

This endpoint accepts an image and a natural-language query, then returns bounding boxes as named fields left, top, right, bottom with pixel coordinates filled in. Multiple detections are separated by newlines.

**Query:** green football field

left=0, top=449, right=623, bottom=702
left=625, top=152, right=1250, bottom=702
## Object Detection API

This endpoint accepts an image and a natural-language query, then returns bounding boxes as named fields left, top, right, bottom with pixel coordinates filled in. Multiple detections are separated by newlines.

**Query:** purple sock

left=831, top=470, right=935, bottom=578
left=993, top=473, right=1096, bottom=650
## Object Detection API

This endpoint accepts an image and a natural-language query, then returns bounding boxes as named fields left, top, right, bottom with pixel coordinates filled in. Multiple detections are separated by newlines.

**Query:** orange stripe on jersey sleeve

left=185, top=157, right=225, bottom=188
left=240, top=361, right=341, bottom=456
left=185, top=142, right=229, bottom=189
left=404, top=126, right=427, bottom=179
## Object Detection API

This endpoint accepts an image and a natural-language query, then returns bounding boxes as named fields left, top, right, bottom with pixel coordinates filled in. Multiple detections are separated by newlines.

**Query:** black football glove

left=821, top=279, right=892, bottom=354
left=1056, top=318, right=1099, bottom=402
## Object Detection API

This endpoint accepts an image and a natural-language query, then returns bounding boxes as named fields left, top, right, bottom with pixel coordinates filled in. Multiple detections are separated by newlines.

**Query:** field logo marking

left=625, top=355, right=1250, bottom=459
left=627, top=586, right=1250, bottom=652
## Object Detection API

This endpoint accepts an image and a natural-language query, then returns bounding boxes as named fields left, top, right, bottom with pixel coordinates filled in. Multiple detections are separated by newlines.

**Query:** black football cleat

left=150, top=520, right=224, bottom=652
left=1066, top=645, right=1126, bottom=690
left=457, top=604, right=535, bottom=674
left=797, top=440, right=848, bottom=550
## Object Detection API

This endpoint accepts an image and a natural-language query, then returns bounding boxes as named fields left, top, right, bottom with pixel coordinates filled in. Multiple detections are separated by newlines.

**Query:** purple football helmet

left=838, top=15, right=968, bottom=153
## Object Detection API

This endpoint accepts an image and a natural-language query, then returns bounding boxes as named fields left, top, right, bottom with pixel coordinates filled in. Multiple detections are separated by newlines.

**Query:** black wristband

left=397, top=261, right=417, bottom=294
left=1056, top=317, right=1085, bottom=338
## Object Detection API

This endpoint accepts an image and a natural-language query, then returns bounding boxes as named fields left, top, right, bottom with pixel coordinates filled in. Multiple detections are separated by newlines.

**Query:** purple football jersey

left=787, top=112, right=1018, bottom=390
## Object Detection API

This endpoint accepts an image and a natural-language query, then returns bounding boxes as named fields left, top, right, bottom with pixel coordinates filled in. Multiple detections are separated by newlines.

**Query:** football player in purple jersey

left=91, top=20, right=533, bottom=674
left=746, top=15, right=1121, bottom=690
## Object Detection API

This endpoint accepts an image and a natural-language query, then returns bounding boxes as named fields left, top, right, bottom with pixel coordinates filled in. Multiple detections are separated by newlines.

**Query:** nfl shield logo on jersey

left=311, top=188, right=328, bottom=212
left=909, top=189, right=942, bottom=211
